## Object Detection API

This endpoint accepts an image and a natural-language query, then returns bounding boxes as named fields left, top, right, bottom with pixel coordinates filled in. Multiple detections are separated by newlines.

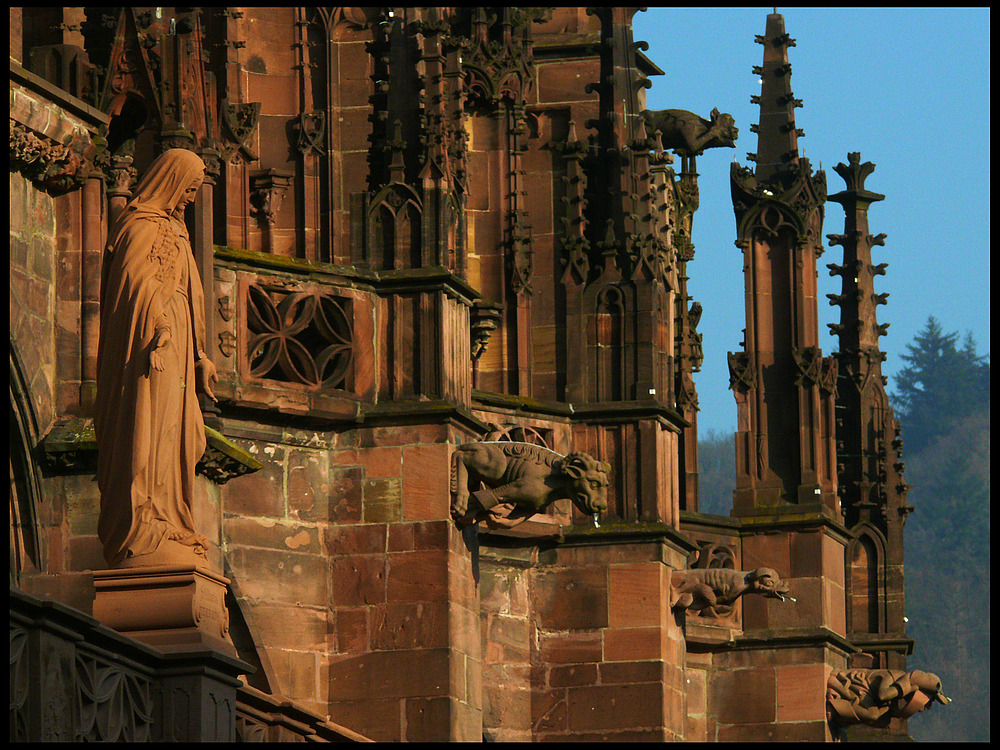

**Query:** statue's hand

left=196, top=357, right=218, bottom=402
left=149, top=327, right=171, bottom=373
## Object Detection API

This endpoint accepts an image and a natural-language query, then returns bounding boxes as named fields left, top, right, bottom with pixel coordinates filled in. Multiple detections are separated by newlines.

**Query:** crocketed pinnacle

left=751, top=13, right=802, bottom=182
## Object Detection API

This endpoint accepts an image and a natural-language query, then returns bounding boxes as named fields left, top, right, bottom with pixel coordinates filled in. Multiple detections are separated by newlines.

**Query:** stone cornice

left=10, top=60, right=107, bottom=194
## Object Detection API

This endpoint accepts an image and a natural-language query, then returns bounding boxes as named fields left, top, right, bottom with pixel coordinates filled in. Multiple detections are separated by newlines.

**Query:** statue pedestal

left=92, top=564, right=236, bottom=659
left=92, top=564, right=254, bottom=741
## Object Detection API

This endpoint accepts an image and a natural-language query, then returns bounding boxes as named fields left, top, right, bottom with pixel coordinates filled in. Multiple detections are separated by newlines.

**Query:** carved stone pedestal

left=91, top=565, right=249, bottom=741
left=92, top=564, right=236, bottom=658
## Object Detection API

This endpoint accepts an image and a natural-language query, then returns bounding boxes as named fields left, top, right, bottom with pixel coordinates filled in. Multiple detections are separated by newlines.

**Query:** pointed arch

left=10, top=344, right=45, bottom=584
left=847, top=523, right=888, bottom=635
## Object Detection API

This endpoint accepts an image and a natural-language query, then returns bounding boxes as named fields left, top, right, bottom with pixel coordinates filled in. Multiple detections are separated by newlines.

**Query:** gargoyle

left=450, top=441, right=610, bottom=527
left=826, top=669, right=949, bottom=730
left=641, top=107, right=739, bottom=157
left=670, top=567, right=791, bottom=618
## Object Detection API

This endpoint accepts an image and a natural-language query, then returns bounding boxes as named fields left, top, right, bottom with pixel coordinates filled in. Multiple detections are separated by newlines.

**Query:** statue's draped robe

left=94, top=149, right=208, bottom=566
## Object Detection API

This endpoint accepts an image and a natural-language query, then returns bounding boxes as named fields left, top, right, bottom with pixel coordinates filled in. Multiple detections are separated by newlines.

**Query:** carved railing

left=10, top=587, right=366, bottom=743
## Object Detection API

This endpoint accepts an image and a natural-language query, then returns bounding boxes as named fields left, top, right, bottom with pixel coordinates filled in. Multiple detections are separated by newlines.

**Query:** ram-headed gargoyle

left=450, top=442, right=610, bottom=527
left=826, top=669, right=949, bottom=731
left=641, top=107, right=739, bottom=157
left=670, top=567, right=791, bottom=618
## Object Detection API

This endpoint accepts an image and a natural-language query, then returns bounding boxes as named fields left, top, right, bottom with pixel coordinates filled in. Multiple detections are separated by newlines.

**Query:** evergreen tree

left=892, top=316, right=990, bottom=454
left=892, top=319, right=990, bottom=742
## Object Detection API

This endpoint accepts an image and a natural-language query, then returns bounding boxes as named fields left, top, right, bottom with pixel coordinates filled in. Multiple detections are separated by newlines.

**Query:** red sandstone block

left=329, top=554, right=386, bottom=607
left=775, top=663, right=828, bottom=722
left=338, top=76, right=373, bottom=112
left=685, top=669, right=707, bottom=716
left=608, top=563, right=664, bottom=628
left=221, top=442, right=287, bottom=518
left=487, top=614, right=531, bottom=661
left=717, top=721, right=830, bottom=742
left=549, top=663, right=598, bottom=688
left=402, top=443, right=450, bottom=521
left=249, top=72, right=296, bottom=117
left=361, top=445, right=402, bottom=479
left=538, top=631, right=603, bottom=665
left=411, top=520, right=451, bottom=551
left=266, top=647, right=321, bottom=703
left=387, top=523, right=414, bottom=552
left=251, top=602, right=330, bottom=651
left=404, top=696, right=455, bottom=743
left=338, top=107, right=374, bottom=153
left=531, top=689, right=569, bottom=733
left=567, top=683, right=664, bottom=731
left=790, top=529, right=825, bottom=576
left=327, top=648, right=452, bottom=701
left=323, top=523, right=387, bottom=556
left=741, top=532, right=791, bottom=574
left=328, top=466, right=363, bottom=523
left=228, top=545, right=330, bottom=607
left=452, top=603, right=483, bottom=654
left=362, top=477, right=402, bottom=523
left=536, top=61, right=600, bottom=105
left=335, top=607, right=369, bottom=653
left=534, top=567, right=608, bottom=630
left=448, top=551, right=481, bottom=612
left=826, top=577, right=847, bottom=635
left=287, top=449, right=330, bottom=522
left=68, top=534, right=103, bottom=574
left=603, top=627, right=662, bottom=662
left=598, top=660, right=664, bottom=685
left=223, top=516, right=320, bottom=554
left=711, top=667, right=776, bottom=725
left=370, top=600, right=450, bottom=651
left=386, top=549, right=450, bottom=603
left=823, top=533, right=847, bottom=588
left=484, top=686, right=532, bottom=733
left=479, top=569, right=518, bottom=617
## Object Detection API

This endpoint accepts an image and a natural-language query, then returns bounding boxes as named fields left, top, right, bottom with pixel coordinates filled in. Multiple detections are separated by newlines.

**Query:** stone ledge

left=38, top=418, right=263, bottom=485
left=559, top=518, right=700, bottom=555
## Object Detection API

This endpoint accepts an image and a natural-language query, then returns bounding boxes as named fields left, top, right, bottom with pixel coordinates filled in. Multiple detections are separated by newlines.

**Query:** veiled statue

left=94, top=149, right=217, bottom=567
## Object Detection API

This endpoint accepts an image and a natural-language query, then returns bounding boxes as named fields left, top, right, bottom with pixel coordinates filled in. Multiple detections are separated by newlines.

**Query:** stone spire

left=748, top=12, right=803, bottom=181
left=827, top=153, right=912, bottom=669
left=729, top=11, right=835, bottom=513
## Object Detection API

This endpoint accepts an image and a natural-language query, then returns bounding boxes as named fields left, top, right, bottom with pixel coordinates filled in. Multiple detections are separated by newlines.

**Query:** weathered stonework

left=10, top=7, right=939, bottom=743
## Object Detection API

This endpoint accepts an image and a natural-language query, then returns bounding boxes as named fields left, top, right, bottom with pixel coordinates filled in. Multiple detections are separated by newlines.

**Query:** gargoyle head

left=747, top=567, right=791, bottom=601
left=909, top=671, right=949, bottom=706
left=708, top=108, right=739, bottom=149
left=559, top=452, right=611, bottom=517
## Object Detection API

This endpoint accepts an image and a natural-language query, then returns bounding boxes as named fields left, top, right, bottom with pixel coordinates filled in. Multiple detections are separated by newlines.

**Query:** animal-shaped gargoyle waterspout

left=826, top=669, right=949, bottom=733
left=450, top=442, right=610, bottom=529
left=669, top=567, right=793, bottom=618
left=640, top=107, right=739, bottom=157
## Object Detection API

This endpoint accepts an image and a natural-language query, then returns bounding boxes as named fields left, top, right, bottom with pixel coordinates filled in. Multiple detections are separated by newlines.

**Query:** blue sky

left=633, top=7, right=991, bottom=434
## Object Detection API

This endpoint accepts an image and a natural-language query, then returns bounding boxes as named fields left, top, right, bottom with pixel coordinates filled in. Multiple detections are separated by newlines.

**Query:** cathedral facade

left=10, top=8, right=937, bottom=742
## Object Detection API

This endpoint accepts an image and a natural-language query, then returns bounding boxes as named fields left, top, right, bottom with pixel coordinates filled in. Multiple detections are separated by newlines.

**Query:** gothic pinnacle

left=751, top=12, right=802, bottom=180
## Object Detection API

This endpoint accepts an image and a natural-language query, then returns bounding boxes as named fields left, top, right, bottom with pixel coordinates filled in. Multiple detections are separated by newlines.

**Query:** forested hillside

left=893, top=318, right=990, bottom=742
left=696, top=429, right=735, bottom=517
